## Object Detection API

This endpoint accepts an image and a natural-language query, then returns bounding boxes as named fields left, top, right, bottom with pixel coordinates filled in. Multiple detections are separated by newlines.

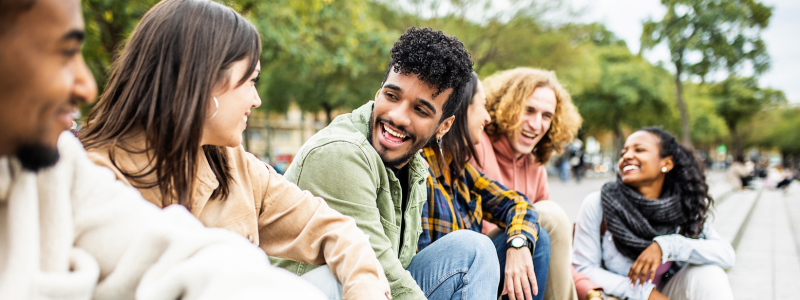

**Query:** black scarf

left=600, top=175, right=686, bottom=260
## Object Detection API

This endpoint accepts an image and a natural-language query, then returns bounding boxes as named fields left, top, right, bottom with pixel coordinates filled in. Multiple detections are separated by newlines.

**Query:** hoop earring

left=208, top=97, right=219, bottom=119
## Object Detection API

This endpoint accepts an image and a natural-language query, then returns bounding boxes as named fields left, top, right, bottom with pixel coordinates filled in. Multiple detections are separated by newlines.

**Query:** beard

left=16, top=142, right=60, bottom=172
left=368, top=113, right=432, bottom=169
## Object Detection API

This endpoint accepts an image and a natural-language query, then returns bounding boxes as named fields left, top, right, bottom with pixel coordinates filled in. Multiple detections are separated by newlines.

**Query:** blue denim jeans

left=407, top=230, right=501, bottom=300
left=492, top=227, right=551, bottom=300
left=301, top=265, right=342, bottom=300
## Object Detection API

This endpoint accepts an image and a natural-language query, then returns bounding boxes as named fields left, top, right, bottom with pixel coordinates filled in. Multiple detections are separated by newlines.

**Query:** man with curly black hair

left=272, top=27, right=501, bottom=300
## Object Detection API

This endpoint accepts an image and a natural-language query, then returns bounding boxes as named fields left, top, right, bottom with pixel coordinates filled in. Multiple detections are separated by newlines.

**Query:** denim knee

left=443, top=230, right=499, bottom=275
left=445, top=230, right=495, bottom=254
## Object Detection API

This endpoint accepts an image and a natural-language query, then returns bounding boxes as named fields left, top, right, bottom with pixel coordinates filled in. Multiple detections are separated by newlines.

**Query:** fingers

left=521, top=274, right=532, bottom=300
left=628, top=260, right=643, bottom=286
left=528, top=262, right=538, bottom=296
left=514, top=274, right=524, bottom=300
left=648, top=261, right=658, bottom=284
left=505, top=276, right=516, bottom=300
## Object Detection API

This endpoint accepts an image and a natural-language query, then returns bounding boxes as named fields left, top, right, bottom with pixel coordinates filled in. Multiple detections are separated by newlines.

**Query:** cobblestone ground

left=549, top=170, right=800, bottom=299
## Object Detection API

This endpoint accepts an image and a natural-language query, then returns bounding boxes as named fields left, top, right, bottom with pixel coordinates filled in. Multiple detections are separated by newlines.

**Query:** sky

left=571, top=0, right=800, bottom=103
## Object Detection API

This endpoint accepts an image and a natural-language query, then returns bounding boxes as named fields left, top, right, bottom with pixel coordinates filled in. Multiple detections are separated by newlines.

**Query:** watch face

left=511, top=237, right=525, bottom=248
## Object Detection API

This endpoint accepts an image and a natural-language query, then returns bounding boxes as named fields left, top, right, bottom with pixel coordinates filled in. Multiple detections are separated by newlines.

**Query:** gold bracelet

left=586, top=289, right=605, bottom=300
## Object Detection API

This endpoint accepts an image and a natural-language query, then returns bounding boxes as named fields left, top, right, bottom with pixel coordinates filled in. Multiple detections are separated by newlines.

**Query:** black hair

left=381, top=27, right=473, bottom=122
left=640, top=126, right=713, bottom=238
left=0, top=0, right=36, bottom=36
left=427, top=72, right=479, bottom=178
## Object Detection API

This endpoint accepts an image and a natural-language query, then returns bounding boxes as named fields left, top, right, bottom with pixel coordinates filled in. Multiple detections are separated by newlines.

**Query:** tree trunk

left=729, top=124, right=742, bottom=159
left=613, top=126, right=624, bottom=174
left=674, top=60, right=691, bottom=146
left=322, top=103, right=333, bottom=125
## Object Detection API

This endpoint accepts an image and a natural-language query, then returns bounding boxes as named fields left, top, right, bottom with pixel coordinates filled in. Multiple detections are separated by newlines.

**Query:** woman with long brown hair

left=80, top=1, right=389, bottom=299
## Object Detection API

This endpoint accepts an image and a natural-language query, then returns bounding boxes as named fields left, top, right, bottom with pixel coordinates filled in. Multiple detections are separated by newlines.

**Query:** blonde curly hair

left=483, top=67, right=582, bottom=164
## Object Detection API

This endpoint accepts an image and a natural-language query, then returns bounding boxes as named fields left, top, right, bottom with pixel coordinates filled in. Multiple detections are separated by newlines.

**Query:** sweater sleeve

left=62, top=133, right=326, bottom=300
left=572, top=266, right=602, bottom=300
left=653, top=220, right=735, bottom=269
left=246, top=150, right=391, bottom=300
left=465, top=163, right=539, bottom=244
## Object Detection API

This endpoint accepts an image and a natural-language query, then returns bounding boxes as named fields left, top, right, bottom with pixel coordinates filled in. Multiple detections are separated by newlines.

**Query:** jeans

left=301, top=265, right=342, bottom=300
left=658, top=265, right=733, bottom=300
left=492, top=227, right=551, bottom=300
left=407, top=230, right=501, bottom=300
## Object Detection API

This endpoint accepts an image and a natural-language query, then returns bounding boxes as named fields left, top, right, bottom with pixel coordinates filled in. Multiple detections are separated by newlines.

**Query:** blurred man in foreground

left=0, top=0, right=326, bottom=298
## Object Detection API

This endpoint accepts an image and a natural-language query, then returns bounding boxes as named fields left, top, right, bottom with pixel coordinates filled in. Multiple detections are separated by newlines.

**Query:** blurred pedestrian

left=573, top=127, right=734, bottom=300
left=572, top=142, right=585, bottom=184
left=726, top=155, right=750, bottom=190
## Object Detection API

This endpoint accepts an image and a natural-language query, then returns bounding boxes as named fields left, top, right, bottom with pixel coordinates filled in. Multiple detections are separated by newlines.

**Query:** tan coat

left=87, top=132, right=389, bottom=300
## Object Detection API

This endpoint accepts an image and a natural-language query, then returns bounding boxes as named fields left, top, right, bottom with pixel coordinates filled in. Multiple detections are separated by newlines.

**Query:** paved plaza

left=548, top=171, right=800, bottom=299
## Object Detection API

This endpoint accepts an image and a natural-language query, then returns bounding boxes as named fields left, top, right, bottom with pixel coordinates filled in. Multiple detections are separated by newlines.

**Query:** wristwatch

left=507, top=236, right=533, bottom=253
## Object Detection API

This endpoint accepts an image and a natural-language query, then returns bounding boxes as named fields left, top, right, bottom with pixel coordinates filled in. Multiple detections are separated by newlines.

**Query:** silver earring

left=661, top=167, right=668, bottom=173
left=208, top=97, right=219, bottom=119
left=437, top=137, right=444, bottom=159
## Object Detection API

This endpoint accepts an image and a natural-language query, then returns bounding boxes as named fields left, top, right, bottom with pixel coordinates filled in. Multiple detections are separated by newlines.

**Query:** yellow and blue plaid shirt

left=418, top=146, right=539, bottom=251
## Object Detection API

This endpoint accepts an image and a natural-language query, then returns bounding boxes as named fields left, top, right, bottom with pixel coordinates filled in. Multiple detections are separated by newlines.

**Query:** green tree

left=682, top=83, right=728, bottom=147
left=238, top=0, right=395, bottom=123
left=81, top=0, right=160, bottom=114
left=641, top=0, right=773, bottom=145
left=709, top=76, right=786, bottom=157
left=572, top=40, right=675, bottom=154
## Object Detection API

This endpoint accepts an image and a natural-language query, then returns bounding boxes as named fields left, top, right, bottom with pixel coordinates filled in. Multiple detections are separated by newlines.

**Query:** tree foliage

left=572, top=37, right=675, bottom=152
left=234, top=0, right=395, bottom=123
left=78, top=0, right=791, bottom=161
left=641, top=0, right=773, bottom=145
left=710, top=76, right=786, bottom=157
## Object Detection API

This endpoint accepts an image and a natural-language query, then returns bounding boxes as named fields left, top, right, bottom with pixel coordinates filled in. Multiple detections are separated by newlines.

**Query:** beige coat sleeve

left=65, top=134, right=326, bottom=300
left=245, top=153, right=391, bottom=300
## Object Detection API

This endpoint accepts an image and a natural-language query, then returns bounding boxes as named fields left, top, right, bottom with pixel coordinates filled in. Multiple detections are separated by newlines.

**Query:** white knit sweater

left=0, top=132, right=325, bottom=300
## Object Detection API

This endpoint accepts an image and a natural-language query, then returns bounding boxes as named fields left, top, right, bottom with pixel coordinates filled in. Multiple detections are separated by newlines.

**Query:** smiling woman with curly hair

left=471, top=68, right=599, bottom=300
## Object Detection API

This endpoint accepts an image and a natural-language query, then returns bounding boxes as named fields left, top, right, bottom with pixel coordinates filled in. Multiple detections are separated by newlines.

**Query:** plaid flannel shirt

left=418, top=146, right=539, bottom=251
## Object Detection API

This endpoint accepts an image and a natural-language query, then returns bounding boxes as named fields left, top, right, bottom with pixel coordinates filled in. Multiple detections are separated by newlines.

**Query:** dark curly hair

left=641, top=126, right=713, bottom=238
left=382, top=27, right=474, bottom=122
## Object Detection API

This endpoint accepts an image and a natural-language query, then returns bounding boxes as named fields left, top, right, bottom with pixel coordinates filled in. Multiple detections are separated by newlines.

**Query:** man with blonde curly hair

left=471, top=68, right=606, bottom=300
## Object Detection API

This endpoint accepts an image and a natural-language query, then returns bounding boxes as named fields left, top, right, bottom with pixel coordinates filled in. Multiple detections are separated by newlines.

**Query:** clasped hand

left=628, top=241, right=662, bottom=287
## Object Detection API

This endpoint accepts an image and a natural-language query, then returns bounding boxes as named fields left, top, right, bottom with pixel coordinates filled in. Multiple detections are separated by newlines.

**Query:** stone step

left=726, top=184, right=800, bottom=300
left=708, top=181, right=763, bottom=246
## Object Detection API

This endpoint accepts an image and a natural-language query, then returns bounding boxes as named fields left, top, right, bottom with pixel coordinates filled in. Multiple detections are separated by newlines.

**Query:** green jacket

left=272, top=101, right=429, bottom=300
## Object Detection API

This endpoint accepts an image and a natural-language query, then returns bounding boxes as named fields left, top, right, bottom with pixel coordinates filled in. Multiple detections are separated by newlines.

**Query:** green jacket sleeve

left=287, top=141, right=427, bottom=300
